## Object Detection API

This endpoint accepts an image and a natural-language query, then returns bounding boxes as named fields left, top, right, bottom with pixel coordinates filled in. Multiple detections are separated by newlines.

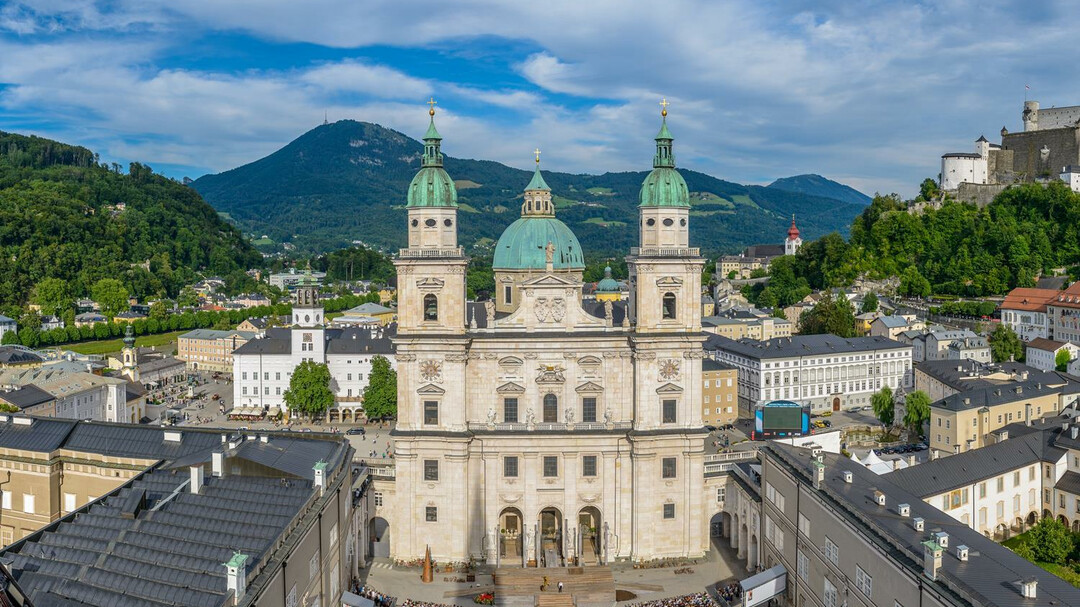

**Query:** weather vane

left=534, top=148, right=541, bottom=164
left=427, top=97, right=437, bottom=116
left=660, top=97, right=669, bottom=117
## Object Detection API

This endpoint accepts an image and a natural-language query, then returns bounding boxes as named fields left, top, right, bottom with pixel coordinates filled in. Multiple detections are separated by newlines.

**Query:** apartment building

left=702, top=358, right=738, bottom=427
left=0, top=368, right=129, bottom=423
left=1000, top=287, right=1059, bottom=341
left=177, top=328, right=256, bottom=374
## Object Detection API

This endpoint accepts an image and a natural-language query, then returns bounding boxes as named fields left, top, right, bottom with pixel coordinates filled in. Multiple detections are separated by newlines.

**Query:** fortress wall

left=1002, top=127, right=1080, bottom=179
left=1036, top=106, right=1080, bottom=130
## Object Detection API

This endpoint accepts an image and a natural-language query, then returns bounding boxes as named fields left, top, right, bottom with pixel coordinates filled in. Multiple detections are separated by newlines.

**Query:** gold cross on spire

left=534, top=148, right=541, bottom=164
left=427, top=97, right=437, bottom=116
left=660, top=97, right=669, bottom=117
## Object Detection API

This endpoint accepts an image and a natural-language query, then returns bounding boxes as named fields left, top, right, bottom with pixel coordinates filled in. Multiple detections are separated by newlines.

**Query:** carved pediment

left=499, top=356, right=524, bottom=367
left=655, top=276, right=684, bottom=288
left=576, top=381, right=604, bottom=393
left=655, top=382, right=683, bottom=394
left=497, top=382, right=526, bottom=394
left=577, top=355, right=602, bottom=366
left=417, top=383, right=446, bottom=395
left=522, top=274, right=579, bottom=287
left=416, top=277, right=445, bottom=289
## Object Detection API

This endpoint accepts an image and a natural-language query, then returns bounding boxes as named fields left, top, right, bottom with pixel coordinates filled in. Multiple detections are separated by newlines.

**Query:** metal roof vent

left=163, top=430, right=182, bottom=443
left=842, top=470, right=853, bottom=483
left=913, top=517, right=925, bottom=531
left=934, top=531, right=949, bottom=548
left=12, top=417, right=32, bottom=427
left=874, top=490, right=886, bottom=506
left=1018, top=576, right=1037, bottom=598
left=956, top=544, right=969, bottom=561
left=898, top=503, right=910, bottom=517
left=1072, top=426, right=1079, bottom=440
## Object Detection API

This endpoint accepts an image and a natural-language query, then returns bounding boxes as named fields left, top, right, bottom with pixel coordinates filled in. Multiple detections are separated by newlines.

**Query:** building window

left=824, top=579, right=838, bottom=607
left=309, top=551, right=320, bottom=581
left=824, top=536, right=839, bottom=565
left=582, top=455, right=597, bottom=477
left=424, top=400, right=439, bottom=425
left=543, top=394, right=558, bottom=423
left=543, top=456, right=558, bottom=477
left=22, top=494, right=35, bottom=514
left=423, top=294, right=438, bottom=322
left=504, top=456, right=518, bottom=478
left=855, top=565, right=872, bottom=597
left=797, top=549, right=808, bottom=581
left=426, top=506, right=438, bottom=522
left=582, top=397, right=597, bottom=423
left=374, top=492, right=383, bottom=508
left=663, top=503, right=675, bottom=519
left=662, top=457, right=676, bottom=478
left=503, top=398, right=518, bottom=423
left=662, top=399, right=676, bottom=424
left=717, top=487, right=726, bottom=503
left=662, top=292, right=677, bottom=319
left=798, top=513, right=810, bottom=537
left=504, top=285, right=512, bottom=305
left=424, top=459, right=439, bottom=481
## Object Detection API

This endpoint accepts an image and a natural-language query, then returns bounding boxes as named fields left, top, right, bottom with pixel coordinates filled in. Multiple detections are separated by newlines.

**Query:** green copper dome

left=596, top=266, right=620, bottom=293
left=639, top=116, right=690, bottom=208
left=493, top=217, right=585, bottom=271
left=406, top=115, right=458, bottom=208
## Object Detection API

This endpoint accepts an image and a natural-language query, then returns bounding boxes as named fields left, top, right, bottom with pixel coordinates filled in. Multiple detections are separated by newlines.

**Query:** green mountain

left=192, top=120, right=864, bottom=256
left=767, top=174, right=872, bottom=207
left=0, top=131, right=261, bottom=312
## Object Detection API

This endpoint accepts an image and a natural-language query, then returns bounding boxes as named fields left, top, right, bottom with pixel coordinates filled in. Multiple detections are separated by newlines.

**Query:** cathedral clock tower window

left=423, top=400, right=439, bottom=425
left=662, top=399, right=677, bottom=424
left=662, top=293, right=677, bottom=319
left=423, top=294, right=439, bottom=322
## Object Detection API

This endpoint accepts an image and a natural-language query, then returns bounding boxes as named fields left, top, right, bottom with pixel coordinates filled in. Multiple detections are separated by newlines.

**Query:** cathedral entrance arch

left=499, top=507, right=524, bottom=561
left=539, top=507, right=563, bottom=567
left=369, top=516, right=390, bottom=559
left=578, top=507, right=602, bottom=565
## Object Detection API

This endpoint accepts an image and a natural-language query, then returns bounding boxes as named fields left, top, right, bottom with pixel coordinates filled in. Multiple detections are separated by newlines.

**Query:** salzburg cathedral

left=381, top=102, right=713, bottom=566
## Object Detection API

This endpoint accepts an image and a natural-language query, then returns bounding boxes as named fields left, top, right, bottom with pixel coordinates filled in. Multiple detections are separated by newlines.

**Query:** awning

left=339, top=592, right=374, bottom=607
left=740, top=563, right=786, bottom=607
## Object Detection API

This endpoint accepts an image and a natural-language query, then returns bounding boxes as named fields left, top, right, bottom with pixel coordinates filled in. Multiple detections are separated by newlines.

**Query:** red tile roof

left=1000, top=288, right=1059, bottom=312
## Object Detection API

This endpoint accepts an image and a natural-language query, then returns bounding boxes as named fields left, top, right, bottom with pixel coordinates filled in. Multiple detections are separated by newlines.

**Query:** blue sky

left=1, top=1, right=1078, bottom=198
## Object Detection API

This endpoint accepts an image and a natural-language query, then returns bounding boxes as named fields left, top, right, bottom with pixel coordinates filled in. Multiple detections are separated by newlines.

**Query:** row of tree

left=283, top=355, right=398, bottom=420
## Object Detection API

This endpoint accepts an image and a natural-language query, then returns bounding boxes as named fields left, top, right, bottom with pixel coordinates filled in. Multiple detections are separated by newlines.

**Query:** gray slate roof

left=0, top=347, right=44, bottom=366
left=704, top=333, right=909, bottom=359
left=768, top=442, right=1080, bottom=607
left=0, top=385, right=54, bottom=409
left=932, top=377, right=1067, bottom=412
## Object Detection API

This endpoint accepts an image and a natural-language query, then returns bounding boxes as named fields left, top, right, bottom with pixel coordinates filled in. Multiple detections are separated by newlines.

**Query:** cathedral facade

left=386, top=105, right=708, bottom=565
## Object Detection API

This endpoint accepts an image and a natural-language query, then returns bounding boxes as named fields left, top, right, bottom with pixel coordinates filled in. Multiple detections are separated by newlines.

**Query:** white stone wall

left=1063, top=169, right=1080, bottom=193
left=941, top=155, right=988, bottom=190
left=1001, top=308, right=1049, bottom=342
left=234, top=353, right=296, bottom=409
left=923, top=464, right=1043, bottom=534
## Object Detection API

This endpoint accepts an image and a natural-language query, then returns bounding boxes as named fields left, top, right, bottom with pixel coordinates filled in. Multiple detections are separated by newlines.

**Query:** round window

left=305, top=314, right=310, bottom=323
left=680, top=218, right=687, bottom=226
left=444, top=218, right=453, bottom=227
left=425, top=218, right=436, bottom=227
left=663, top=218, right=674, bottom=227
left=646, top=218, right=656, bottom=226
left=411, top=219, right=418, bottom=227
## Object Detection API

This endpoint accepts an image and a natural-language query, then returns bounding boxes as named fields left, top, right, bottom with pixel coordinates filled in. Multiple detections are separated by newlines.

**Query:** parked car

left=211, top=393, right=220, bottom=401
left=346, top=427, right=366, bottom=436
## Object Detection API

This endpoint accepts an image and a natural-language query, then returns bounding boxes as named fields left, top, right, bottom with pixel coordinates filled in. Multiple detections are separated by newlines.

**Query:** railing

left=466, top=421, right=633, bottom=432
left=704, top=449, right=759, bottom=463
left=630, top=246, right=701, bottom=257
left=397, top=247, right=465, bottom=258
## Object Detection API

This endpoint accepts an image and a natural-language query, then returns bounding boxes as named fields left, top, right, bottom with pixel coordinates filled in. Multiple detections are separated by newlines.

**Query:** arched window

left=543, top=393, right=558, bottom=423
left=662, top=292, right=677, bottom=319
left=423, top=294, right=438, bottom=322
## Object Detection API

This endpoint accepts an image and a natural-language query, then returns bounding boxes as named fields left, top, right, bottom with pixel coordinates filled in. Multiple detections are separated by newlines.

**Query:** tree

left=798, top=293, right=856, bottom=337
left=898, top=266, right=931, bottom=298
left=362, top=355, right=397, bottom=420
left=917, top=178, right=940, bottom=202
left=177, top=287, right=199, bottom=308
left=283, top=361, right=334, bottom=420
left=903, top=391, right=931, bottom=437
left=149, top=300, right=170, bottom=321
left=91, top=278, right=129, bottom=317
left=989, top=324, right=1024, bottom=363
left=1027, top=518, right=1074, bottom=565
left=30, top=278, right=72, bottom=317
left=871, top=386, right=894, bottom=427
left=860, top=292, right=879, bottom=314
left=1055, top=348, right=1072, bottom=372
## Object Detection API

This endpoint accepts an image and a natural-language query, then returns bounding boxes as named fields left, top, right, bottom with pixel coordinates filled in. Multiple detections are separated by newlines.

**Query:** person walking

left=557, top=581, right=564, bottom=593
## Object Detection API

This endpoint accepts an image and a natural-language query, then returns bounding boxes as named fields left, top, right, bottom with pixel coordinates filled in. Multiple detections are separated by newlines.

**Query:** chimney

left=908, top=455, right=916, bottom=466
left=898, top=503, right=911, bottom=517
left=956, top=544, right=969, bottom=561
left=1025, top=403, right=1033, bottom=425
left=923, top=540, right=943, bottom=581
left=1019, top=577, right=1038, bottom=598
left=259, top=435, right=268, bottom=444
left=874, top=490, right=886, bottom=507
left=190, top=465, right=204, bottom=494
left=225, top=552, right=249, bottom=605
left=842, top=470, right=853, bottom=483
left=313, top=461, right=328, bottom=494
left=1072, top=426, right=1079, bottom=440
left=934, top=531, right=949, bottom=548
left=212, top=451, right=224, bottom=477
left=914, top=517, right=925, bottom=532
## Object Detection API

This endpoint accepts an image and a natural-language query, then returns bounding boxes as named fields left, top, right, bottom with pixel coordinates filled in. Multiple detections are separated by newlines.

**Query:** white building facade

left=706, top=334, right=913, bottom=414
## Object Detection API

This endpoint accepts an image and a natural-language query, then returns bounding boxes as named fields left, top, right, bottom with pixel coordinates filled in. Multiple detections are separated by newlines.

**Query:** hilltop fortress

left=937, top=100, right=1080, bottom=206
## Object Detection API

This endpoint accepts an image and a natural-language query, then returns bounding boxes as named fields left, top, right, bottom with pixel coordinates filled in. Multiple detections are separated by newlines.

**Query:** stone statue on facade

left=487, top=407, right=497, bottom=427
left=565, top=406, right=574, bottom=425
left=526, top=408, right=536, bottom=429
left=485, top=299, right=495, bottom=326
left=604, top=300, right=613, bottom=326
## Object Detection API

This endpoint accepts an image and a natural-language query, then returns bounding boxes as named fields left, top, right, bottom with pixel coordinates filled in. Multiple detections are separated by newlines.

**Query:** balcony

left=466, top=421, right=633, bottom=432
left=397, top=247, right=465, bottom=259
left=629, top=246, right=701, bottom=258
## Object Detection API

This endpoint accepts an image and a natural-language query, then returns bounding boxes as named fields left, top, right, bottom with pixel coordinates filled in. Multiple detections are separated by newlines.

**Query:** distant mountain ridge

left=767, top=174, right=872, bottom=207
left=192, top=120, right=865, bottom=256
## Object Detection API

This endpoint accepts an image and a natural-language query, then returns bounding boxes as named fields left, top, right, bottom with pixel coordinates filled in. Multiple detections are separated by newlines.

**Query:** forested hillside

left=193, top=120, right=864, bottom=255
left=748, top=182, right=1080, bottom=308
left=0, top=132, right=261, bottom=313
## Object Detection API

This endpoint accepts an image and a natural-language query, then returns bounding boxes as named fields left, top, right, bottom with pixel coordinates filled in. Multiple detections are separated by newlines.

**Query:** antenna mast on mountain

left=323, top=110, right=329, bottom=126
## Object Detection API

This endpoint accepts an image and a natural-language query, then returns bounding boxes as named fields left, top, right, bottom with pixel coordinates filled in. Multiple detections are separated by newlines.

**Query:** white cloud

left=300, top=60, right=431, bottom=99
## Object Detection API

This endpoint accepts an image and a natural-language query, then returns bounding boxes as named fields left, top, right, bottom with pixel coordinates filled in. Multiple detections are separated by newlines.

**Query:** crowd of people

left=630, top=592, right=720, bottom=607
left=400, top=600, right=458, bottom=607
left=717, top=583, right=743, bottom=604
left=350, top=584, right=395, bottom=607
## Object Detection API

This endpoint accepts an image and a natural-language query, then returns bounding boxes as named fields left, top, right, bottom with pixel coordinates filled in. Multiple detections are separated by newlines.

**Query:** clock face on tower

left=420, top=359, right=442, bottom=382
